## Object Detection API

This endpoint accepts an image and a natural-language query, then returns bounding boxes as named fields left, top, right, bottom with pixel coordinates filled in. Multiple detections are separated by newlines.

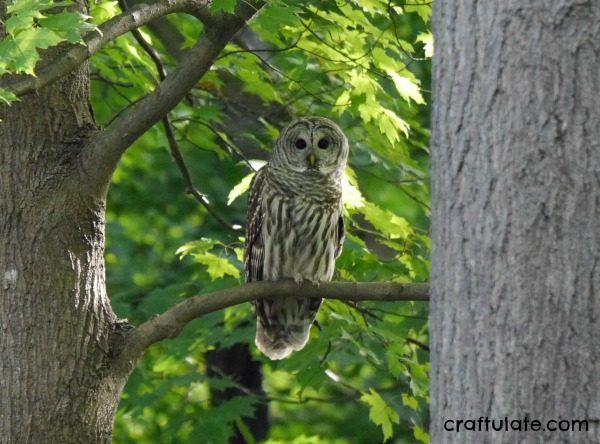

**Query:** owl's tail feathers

left=255, top=320, right=311, bottom=360
left=254, top=297, right=321, bottom=360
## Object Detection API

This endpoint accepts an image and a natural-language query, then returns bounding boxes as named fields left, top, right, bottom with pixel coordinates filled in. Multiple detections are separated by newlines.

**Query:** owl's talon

left=310, top=279, right=321, bottom=287
left=294, top=274, right=304, bottom=285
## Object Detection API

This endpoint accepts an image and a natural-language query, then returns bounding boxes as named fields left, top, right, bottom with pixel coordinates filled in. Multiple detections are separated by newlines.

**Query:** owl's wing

left=335, top=213, right=345, bottom=259
left=245, top=167, right=267, bottom=283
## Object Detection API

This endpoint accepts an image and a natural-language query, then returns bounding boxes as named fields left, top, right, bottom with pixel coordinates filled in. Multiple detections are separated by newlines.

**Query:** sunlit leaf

left=416, top=32, right=434, bottom=58
left=360, top=389, right=400, bottom=441
left=90, top=1, right=119, bottom=24
left=0, top=88, right=19, bottom=105
left=413, top=424, right=430, bottom=444
left=227, top=172, right=255, bottom=205
left=39, top=12, right=97, bottom=43
left=388, top=72, right=425, bottom=105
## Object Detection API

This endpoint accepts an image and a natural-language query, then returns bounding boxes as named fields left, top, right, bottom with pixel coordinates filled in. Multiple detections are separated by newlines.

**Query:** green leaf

left=176, top=238, right=216, bottom=257
left=360, top=389, right=400, bottom=441
left=254, top=3, right=300, bottom=36
left=5, top=13, right=38, bottom=36
left=19, top=27, right=63, bottom=49
left=335, top=90, right=351, bottom=107
left=405, top=2, right=431, bottom=23
left=388, top=72, right=425, bottom=105
left=404, top=358, right=430, bottom=398
left=264, top=435, right=344, bottom=444
left=176, top=238, right=241, bottom=280
left=380, top=108, right=410, bottom=142
left=210, top=0, right=237, bottom=14
left=342, top=167, right=365, bottom=210
left=358, top=101, right=380, bottom=124
left=413, top=424, right=430, bottom=444
left=416, top=32, right=434, bottom=58
left=227, top=172, right=255, bottom=205
left=7, top=0, right=69, bottom=14
left=361, top=202, right=412, bottom=240
left=90, top=1, right=119, bottom=24
left=0, top=87, right=19, bottom=105
left=39, top=12, right=97, bottom=44
left=194, top=395, right=258, bottom=443
left=194, top=252, right=241, bottom=280
left=401, top=393, right=419, bottom=411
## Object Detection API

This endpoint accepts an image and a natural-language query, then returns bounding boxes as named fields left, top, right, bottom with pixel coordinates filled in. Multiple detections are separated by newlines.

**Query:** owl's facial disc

left=273, top=117, right=349, bottom=175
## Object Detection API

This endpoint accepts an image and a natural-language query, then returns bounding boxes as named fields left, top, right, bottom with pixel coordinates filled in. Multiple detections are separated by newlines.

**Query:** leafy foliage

left=0, top=0, right=96, bottom=79
left=84, top=0, right=432, bottom=442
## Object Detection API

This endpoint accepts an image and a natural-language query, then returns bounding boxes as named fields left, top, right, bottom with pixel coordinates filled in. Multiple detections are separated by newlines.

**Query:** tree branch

left=0, top=0, right=198, bottom=97
left=114, top=281, right=429, bottom=371
left=81, top=0, right=265, bottom=192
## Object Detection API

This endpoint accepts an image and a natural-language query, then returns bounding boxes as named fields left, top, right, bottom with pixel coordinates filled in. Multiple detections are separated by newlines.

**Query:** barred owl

left=245, top=117, right=348, bottom=360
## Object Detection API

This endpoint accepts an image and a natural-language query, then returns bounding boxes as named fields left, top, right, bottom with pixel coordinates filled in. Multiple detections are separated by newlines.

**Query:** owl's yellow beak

left=307, top=153, right=317, bottom=168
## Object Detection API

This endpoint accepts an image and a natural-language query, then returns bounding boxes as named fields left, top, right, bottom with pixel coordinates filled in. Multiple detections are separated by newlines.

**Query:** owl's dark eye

left=317, top=138, right=329, bottom=149
left=295, top=138, right=307, bottom=149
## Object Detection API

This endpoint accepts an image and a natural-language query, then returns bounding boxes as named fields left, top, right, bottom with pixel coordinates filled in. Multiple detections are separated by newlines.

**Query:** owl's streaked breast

left=261, top=186, right=340, bottom=282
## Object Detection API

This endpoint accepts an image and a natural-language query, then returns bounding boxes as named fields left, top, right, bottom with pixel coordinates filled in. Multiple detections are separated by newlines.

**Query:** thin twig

left=216, top=32, right=304, bottom=60
left=343, top=301, right=429, bottom=352
left=171, top=117, right=256, bottom=171
left=387, top=0, right=430, bottom=62
left=406, top=337, right=429, bottom=352
left=343, top=301, right=384, bottom=322
left=208, top=364, right=358, bottom=405
left=118, top=0, right=238, bottom=232
left=163, top=117, right=239, bottom=232
left=90, top=72, right=134, bottom=88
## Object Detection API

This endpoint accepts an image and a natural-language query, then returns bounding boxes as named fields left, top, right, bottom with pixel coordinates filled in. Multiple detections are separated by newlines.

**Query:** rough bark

left=0, top=54, right=125, bottom=444
left=430, top=1, right=600, bottom=443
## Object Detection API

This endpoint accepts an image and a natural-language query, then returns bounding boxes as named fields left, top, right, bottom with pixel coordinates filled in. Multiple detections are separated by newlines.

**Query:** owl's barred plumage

left=245, top=117, right=348, bottom=360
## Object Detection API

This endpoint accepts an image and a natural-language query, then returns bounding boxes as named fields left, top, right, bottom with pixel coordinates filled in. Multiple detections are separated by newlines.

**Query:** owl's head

left=271, top=117, right=349, bottom=176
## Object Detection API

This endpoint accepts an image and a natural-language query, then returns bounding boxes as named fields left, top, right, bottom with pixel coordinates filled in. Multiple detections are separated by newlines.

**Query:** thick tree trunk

left=431, top=1, right=600, bottom=443
left=0, top=47, right=125, bottom=444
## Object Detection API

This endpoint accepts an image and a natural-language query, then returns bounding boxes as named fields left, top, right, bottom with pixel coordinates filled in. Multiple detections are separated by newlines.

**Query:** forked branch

left=114, top=280, right=429, bottom=371
left=82, top=0, right=265, bottom=191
